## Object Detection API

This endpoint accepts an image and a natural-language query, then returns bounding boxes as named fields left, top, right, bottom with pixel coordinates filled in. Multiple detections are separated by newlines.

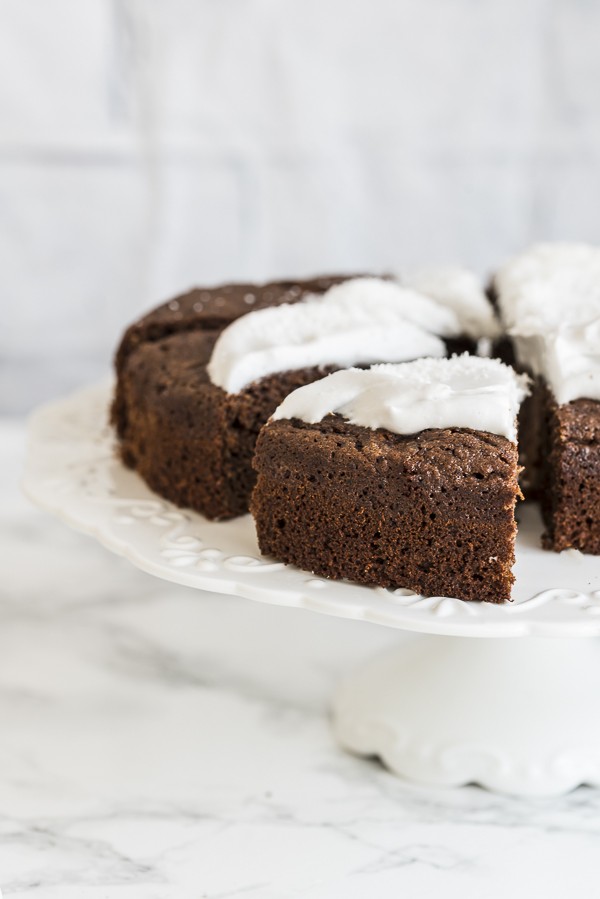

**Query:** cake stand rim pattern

left=22, top=381, right=600, bottom=639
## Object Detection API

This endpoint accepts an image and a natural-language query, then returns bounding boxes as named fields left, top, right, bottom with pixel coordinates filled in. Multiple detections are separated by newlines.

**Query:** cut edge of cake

left=251, top=355, right=528, bottom=602
left=493, top=243, right=600, bottom=553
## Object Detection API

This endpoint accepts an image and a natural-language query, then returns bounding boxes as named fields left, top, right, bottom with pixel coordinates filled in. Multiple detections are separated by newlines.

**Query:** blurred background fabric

left=3, top=0, right=600, bottom=412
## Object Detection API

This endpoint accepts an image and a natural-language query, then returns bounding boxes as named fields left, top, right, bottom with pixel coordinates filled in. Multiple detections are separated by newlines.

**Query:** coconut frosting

left=495, top=243, right=600, bottom=332
left=403, top=267, right=500, bottom=339
left=495, top=243, right=600, bottom=404
left=207, top=275, right=493, bottom=394
left=272, top=355, right=529, bottom=442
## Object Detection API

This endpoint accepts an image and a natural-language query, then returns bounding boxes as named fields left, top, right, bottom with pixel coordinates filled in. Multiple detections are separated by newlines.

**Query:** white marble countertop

left=3, top=417, right=600, bottom=897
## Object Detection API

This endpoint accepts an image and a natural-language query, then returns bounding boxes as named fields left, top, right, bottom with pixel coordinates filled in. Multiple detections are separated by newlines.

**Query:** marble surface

left=4, top=417, right=600, bottom=897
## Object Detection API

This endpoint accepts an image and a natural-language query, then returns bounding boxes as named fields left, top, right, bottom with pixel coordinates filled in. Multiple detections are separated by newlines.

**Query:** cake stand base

left=333, top=635, right=600, bottom=796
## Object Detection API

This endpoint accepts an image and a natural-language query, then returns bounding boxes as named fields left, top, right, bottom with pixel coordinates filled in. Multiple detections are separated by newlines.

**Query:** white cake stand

left=23, top=383, right=600, bottom=797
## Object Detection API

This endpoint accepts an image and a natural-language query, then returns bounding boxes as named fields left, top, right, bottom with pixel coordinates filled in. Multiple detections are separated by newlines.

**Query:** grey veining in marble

left=2, top=418, right=600, bottom=897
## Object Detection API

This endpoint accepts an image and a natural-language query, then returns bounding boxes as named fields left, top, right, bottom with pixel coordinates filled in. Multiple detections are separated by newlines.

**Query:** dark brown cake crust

left=540, top=386, right=600, bottom=553
left=112, top=276, right=352, bottom=520
left=251, top=416, right=520, bottom=602
left=115, top=276, right=347, bottom=376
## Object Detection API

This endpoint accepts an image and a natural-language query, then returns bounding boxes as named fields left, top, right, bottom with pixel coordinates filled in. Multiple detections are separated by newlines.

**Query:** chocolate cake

left=540, top=389, right=600, bottom=553
left=113, top=273, right=497, bottom=520
left=494, top=243, right=600, bottom=553
left=113, top=275, right=347, bottom=520
left=251, top=356, right=528, bottom=602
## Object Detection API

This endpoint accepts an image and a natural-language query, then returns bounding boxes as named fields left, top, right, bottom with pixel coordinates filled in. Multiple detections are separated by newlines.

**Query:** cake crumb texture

left=541, top=389, right=600, bottom=553
left=252, top=416, right=520, bottom=602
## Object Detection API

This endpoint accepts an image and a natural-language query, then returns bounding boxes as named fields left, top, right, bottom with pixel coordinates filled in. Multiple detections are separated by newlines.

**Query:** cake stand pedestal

left=334, top=636, right=600, bottom=796
left=23, top=383, right=600, bottom=797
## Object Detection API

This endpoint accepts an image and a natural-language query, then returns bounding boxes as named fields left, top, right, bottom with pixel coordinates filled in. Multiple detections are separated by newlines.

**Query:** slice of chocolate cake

left=494, top=243, right=600, bottom=552
left=113, top=275, right=350, bottom=520
left=113, top=274, right=498, bottom=521
left=251, top=356, right=528, bottom=602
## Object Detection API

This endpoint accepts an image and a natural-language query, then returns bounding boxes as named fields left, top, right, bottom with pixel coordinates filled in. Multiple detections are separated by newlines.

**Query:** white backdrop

left=4, top=0, right=600, bottom=412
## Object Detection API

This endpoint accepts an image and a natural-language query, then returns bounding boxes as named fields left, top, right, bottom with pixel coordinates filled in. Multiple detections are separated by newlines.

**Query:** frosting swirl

left=208, top=275, right=492, bottom=394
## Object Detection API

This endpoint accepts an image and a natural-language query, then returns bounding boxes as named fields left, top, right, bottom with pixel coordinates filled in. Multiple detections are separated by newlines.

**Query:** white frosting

left=208, top=278, right=455, bottom=393
left=513, top=323, right=600, bottom=405
left=495, top=243, right=600, bottom=404
left=272, top=355, right=529, bottom=442
left=404, top=267, right=500, bottom=339
left=495, top=242, right=600, bottom=332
